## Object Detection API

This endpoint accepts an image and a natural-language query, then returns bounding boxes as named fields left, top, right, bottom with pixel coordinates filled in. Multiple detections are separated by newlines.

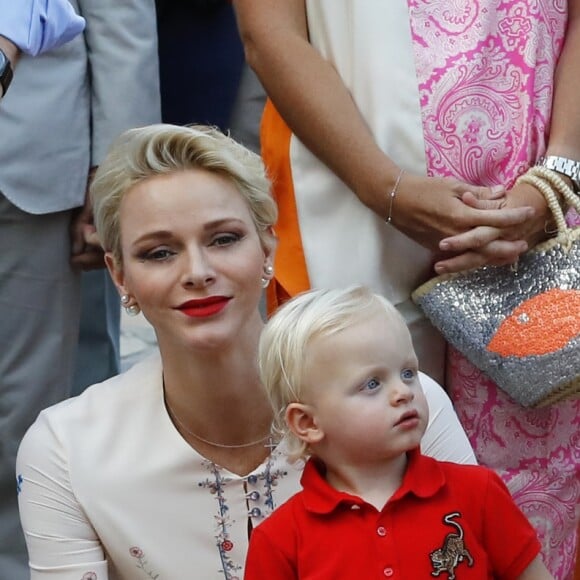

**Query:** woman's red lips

left=177, top=296, right=230, bottom=318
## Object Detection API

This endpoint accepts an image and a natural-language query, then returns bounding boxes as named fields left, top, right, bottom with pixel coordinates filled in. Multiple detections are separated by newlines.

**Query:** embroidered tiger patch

left=430, top=512, right=474, bottom=579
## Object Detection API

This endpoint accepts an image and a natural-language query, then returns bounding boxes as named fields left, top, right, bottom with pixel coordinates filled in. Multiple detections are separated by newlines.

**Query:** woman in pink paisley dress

left=234, top=1, right=580, bottom=577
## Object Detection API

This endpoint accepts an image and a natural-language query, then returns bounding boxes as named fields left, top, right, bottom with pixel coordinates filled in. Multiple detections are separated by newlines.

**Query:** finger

left=470, top=205, right=534, bottom=227
left=465, top=184, right=505, bottom=200
left=70, top=249, right=106, bottom=270
left=478, top=239, right=528, bottom=263
left=434, top=251, right=487, bottom=274
left=435, top=240, right=527, bottom=274
left=440, top=226, right=503, bottom=252
left=461, top=191, right=505, bottom=211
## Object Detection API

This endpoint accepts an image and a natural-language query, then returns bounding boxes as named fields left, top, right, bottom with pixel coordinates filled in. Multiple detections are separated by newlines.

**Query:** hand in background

left=390, top=173, right=534, bottom=272
left=434, top=180, right=549, bottom=273
left=70, top=168, right=105, bottom=270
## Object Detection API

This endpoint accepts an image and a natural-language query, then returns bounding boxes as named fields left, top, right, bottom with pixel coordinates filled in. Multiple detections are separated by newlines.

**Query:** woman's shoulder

left=26, top=354, right=163, bottom=442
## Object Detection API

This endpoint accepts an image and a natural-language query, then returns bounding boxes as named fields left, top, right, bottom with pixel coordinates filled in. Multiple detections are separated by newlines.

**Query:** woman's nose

left=180, top=249, right=216, bottom=288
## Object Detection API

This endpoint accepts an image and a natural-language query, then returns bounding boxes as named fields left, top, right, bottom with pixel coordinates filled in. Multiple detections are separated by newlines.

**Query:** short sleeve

left=480, top=470, right=541, bottom=579
left=419, top=372, right=477, bottom=465
left=16, top=411, right=109, bottom=579
left=244, top=525, right=297, bottom=580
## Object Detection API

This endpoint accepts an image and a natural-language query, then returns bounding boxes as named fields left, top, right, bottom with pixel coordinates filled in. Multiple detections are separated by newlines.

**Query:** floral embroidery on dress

left=16, top=474, right=23, bottom=495
left=199, top=462, right=242, bottom=579
left=130, top=546, right=160, bottom=579
left=81, top=573, right=97, bottom=580
left=198, top=449, right=289, bottom=579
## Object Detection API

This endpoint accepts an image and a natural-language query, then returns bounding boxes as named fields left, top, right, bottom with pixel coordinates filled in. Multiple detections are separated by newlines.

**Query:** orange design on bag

left=487, top=288, right=580, bottom=357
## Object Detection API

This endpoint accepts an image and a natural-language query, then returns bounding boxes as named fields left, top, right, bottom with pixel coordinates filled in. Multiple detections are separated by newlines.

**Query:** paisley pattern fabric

left=408, top=2, right=577, bottom=577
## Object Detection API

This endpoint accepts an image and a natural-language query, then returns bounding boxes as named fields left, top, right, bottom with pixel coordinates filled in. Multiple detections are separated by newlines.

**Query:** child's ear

left=285, top=403, right=324, bottom=444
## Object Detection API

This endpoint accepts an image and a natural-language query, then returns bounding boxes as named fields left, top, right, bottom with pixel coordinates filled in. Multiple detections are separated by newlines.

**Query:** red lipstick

left=177, top=296, right=230, bottom=318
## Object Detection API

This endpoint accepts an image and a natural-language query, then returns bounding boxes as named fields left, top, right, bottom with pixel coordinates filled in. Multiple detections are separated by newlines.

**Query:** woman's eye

left=141, top=248, right=175, bottom=261
left=362, top=378, right=381, bottom=391
left=401, top=368, right=415, bottom=381
left=212, top=233, right=242, bottom=247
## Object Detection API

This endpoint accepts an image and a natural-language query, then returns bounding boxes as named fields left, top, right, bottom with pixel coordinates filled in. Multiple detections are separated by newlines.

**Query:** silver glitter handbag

left=412, top=169, right=580, bottom=408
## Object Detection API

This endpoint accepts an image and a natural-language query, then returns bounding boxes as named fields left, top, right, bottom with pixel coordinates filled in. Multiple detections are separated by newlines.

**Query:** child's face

left=300, top=306, right=428, bottom=466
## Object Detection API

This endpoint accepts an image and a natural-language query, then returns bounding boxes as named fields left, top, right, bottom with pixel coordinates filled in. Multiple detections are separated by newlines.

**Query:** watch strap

left=0, top=48, right=13, bottom=98
left=537, top=155, right=580, bottom=193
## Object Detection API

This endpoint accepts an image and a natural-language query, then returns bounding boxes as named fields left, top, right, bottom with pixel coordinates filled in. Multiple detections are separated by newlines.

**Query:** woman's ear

left=285, top=403, right=324, bottom=445
left=105, top=252, right=127, bottom=297
left=262, top=227, right=278, bottom=264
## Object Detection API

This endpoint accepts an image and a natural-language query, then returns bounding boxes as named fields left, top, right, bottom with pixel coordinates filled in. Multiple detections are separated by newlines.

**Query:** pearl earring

left=126, top=304, right=141, bottom=317
left=261, top=265, right=274, bottom=288
left=121, top=294, right=140, bottom=316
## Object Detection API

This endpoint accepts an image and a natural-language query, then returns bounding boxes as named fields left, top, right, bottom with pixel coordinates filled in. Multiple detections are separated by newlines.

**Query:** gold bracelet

left=385, top=169, right=405, bottom=224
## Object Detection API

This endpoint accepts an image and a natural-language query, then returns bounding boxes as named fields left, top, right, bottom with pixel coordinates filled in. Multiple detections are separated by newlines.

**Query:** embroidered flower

left=129, top=546, right=144, bottom=558
left=16, top=474, right=23, bottom=495
left=81, top=573, right=97, bottom=580
left=221, top=540, right=234, bottom=552
left=129, top=546, right=159, bottom=579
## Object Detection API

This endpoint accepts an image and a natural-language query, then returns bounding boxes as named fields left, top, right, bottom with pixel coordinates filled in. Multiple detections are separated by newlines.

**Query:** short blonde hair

left=91, top=124, right=278, bottom=264
left=259, top=286, right=406, bottom=462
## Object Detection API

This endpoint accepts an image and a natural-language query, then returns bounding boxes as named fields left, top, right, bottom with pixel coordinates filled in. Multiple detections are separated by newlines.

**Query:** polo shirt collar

left=301, top=449, right=445, bottom=514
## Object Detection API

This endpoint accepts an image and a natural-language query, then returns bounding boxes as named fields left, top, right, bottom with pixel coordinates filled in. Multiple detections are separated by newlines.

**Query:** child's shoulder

left=434, top=458, right=509, bottom=498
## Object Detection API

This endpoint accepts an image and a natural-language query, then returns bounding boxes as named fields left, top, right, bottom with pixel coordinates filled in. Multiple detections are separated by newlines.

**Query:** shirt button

left=249, top=507, right=262, bottom=518
left=377, top=526, right=387, bottom=537
left=383, top=567, right=394, bottom=577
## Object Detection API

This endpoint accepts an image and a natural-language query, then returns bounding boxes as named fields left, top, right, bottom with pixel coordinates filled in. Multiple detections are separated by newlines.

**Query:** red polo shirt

left=244, top=451, right=540, bottom=579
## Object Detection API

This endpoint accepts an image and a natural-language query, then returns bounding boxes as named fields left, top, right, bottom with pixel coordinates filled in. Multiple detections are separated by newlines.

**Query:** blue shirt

left=0, top=0, right=85, bottom=56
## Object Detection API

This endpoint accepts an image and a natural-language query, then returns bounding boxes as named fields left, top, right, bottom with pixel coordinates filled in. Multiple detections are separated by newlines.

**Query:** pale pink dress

left=408, top=2, right=579, bottom=578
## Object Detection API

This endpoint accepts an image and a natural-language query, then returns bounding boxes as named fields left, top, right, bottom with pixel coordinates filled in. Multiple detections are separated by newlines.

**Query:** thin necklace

left=165, top=400, right=271, bottom=450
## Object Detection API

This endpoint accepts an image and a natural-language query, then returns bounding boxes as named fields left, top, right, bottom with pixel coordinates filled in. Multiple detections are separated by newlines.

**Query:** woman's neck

left=159, top=331, right=275, bottom=473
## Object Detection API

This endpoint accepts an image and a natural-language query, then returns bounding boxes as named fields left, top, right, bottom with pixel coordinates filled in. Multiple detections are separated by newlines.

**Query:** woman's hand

left=433, top=181, right=549, bottom=273
left=388, top=173, right=534, bottom=268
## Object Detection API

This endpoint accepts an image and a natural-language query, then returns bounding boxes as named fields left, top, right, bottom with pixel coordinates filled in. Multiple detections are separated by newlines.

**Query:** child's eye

left=212, top=233, right=242, bottom=247
left=362, top=377, right=381, bottom=391
left=401, top=368, right=415, bottom=381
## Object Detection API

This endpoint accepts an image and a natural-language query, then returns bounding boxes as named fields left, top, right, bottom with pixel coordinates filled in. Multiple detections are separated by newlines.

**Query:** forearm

left=545, top=0, right=580, bottom=159
left=233, top=0, right=400, bottom=214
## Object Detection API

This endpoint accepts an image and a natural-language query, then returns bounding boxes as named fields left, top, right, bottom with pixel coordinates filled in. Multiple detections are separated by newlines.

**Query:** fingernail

left=439, top=241, right=450, bottom=251
left=434, top=264, right=446, bottom=274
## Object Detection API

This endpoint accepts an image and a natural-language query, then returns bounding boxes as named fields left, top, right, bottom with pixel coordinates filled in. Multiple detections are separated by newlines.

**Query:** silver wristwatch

left=537, top=155, right=580, bottom=193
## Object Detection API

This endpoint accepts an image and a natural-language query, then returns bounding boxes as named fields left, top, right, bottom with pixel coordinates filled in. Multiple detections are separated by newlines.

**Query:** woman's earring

left=261, top=265, right=274, bottom=288
left=121, top=294, right=141, bottom=317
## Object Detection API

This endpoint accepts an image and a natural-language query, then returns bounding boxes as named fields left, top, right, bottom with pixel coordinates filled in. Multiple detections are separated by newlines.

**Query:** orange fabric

left=487, top=289, right=580, bottom=357
left=261, top=99, right=311, bottom=315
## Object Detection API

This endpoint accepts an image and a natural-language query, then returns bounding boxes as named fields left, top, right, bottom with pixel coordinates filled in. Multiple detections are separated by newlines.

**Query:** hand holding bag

left=412, top=167, right=580, bottom=407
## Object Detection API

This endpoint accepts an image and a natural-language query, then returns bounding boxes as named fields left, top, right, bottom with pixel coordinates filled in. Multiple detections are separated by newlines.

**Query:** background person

left=0, top=1, right=159, bottom=576
left=233, top=2, right=580, bottom=575
left=17, top=125, right=476, bottom=579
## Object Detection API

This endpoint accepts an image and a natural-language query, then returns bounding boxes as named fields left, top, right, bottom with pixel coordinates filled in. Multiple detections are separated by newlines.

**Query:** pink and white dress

left=262, top=1, right=579, bottom=577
